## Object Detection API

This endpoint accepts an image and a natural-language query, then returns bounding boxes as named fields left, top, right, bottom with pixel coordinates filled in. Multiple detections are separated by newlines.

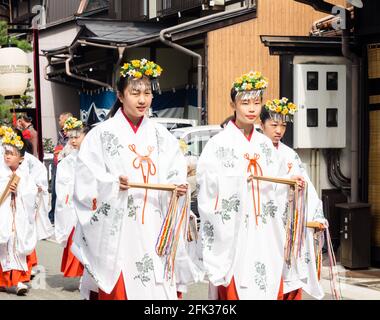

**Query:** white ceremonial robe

left=276, top=142, right=326, bottom=299
left=0, top=164, right=38, bottom=272
left=73, top=109, right=202, bottom=299
left=55, top=151, right=78, bottom=246
left=197, top=121, right=288, bottom=300
left=23, top=152, right=54, bottom=240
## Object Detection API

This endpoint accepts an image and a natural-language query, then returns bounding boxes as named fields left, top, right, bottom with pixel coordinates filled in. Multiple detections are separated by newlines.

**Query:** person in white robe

left=55, top=117, right=90, bottom=278
left=72, top=59, right=202, bottom=300
left=260, top=98, right=328, bottom=300
left=196, top=71, right=305, bottom=300
left=23, top=152, right=54, bottom=241
left=0, top=129, right=38, bottom=295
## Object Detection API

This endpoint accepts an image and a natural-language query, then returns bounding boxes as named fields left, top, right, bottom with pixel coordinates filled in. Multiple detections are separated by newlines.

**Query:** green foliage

left=42, top=138, right=55, bottom=153
left=0, top=21, right=32, bottom=52
left=12, top=79, right=34, bottom=108
left=0, top=96, right=13, bottom=125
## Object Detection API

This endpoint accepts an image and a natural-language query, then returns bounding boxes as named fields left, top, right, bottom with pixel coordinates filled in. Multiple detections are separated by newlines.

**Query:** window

left=327, top=72, right=338, bottom=91
left=307, top=71, right=319, bottom=91
left=307, top=108, right=318, bottom=127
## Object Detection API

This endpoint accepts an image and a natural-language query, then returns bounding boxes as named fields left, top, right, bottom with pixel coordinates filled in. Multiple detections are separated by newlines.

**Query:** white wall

left=293, top=56, right=352, bottom=197
left=36, top=23, right=80, bottom=145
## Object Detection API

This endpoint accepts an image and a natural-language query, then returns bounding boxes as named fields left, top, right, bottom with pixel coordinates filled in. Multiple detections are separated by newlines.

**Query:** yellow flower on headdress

left=264, top=97, right=298, bottom=121
left=0, top=126, right=7, bottom=137
left=131, top=60, right=141, bottom=68
left=1, top=130, right=24, bottom=150
left=233, top=70, right=268, bottom=93
left=63, top=116, right=83, bottom=132
left=145, top=69, right=153, bottom=76
left=253, top=71, right=262, bottom=79
left=120, top=58, right=163, bottom=80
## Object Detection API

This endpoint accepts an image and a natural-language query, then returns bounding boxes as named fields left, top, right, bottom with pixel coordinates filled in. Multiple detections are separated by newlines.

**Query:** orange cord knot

left=287, top=162, right=293, bottom=174
left=128, top=144, right=157, bottom=224
left=244, top=153, right=263, bottom=225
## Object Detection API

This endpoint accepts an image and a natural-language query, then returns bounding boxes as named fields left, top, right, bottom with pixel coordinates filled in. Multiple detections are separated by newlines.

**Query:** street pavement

left=0, top=239, right=379, bottom=300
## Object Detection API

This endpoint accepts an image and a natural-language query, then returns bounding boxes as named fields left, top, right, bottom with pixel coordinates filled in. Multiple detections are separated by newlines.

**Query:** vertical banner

left=80, top=90, right=116, bottom=125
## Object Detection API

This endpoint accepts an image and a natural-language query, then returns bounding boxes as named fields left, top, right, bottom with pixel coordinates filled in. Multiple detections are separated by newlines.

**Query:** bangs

left=3, top=144, right=20, bottom=156
left=127, top=77, right=152, bottom=93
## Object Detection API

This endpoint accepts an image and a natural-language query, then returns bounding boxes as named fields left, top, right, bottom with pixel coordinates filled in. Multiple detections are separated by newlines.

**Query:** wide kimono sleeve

left=27, top=154, right=54, bottom=240
left=196, top=137, right=246, bottom=287
left=55, top=154, right=76, bottom=246
left=154, top=125, right=205, bottom=290
left=0, top=166, right=38, bottom=257
left=292, top=153, right=326, bottom=224
left=72, top=126, right=127, bottom=294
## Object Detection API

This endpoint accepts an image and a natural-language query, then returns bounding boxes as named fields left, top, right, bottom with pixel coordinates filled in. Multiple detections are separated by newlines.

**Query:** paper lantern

left=0, top=47, right=29, bottom=97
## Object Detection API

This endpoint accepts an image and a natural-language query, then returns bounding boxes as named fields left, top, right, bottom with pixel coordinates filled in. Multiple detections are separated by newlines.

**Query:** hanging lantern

left=0, top=46, right=29, bottom=98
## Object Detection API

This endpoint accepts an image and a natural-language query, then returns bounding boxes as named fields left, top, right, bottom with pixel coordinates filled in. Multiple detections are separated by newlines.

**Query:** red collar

left=121, top=108, right=144, bottom=133
left=232, top=120, right=254, bottom=142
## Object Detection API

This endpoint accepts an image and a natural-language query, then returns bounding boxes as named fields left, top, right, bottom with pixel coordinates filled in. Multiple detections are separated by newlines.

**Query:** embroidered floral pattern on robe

left=134, top=254, right=154, bottom=287
left=260, top=200, right=278, bottom=224
left=167, top=170, right=179, bottom=180
left=313, top=205, right=324, bottom=220
left=304, top=251, right=311, bottom=264
left=215, top=194, right=240, bottom=224
left=260, top=143, right=273, bottom=166
left=101, top=131, right=124, bottom=156
left=202, top=221, right=214, bottom=251
left=282, top=202, right=289, bottom=228
left=254, top=262, right=267, bottom=292
left=110, top=208, right=125, bottom=236
left=127, top=195, right=140, bottom=220
left=215, top=147, right=238, bottom=168
left=90, top=202, right=111, bottom=225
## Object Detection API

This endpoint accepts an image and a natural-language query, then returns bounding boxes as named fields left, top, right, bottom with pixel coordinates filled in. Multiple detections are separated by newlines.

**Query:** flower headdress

left=120, top=58, right=163, bottom=92
left=63, top=117, right=83, bottom=132
left=264, top=97, right=298, bottom=122
left=1, top=129, right=24, bottom=151
left=0, top=125, right=14, bottom=137
left=233, top=71, right=269, bottom=100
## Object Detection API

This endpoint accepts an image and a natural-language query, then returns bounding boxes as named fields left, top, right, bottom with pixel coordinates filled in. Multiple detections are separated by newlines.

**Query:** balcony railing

left=157, top=0, right=204, bottom=17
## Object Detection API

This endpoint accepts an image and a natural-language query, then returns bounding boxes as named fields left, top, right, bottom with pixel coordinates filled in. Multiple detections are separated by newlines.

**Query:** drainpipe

left=158, top=4, right=248, bottom=125
left=316, top=149, right=321, bottom=196
left=342, top=28, right=360, bottom=203
left=159, top=29, right=203, bottom=125
left=65, top=42, right=113, bottom=89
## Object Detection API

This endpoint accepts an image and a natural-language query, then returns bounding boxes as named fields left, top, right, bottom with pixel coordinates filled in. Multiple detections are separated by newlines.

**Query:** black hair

left=260, top=107, right=271, bottom=124
left=21, top=115, right=32, bottom=123
left=220, top=115, right=235, bottom=128
left=82, top=124, right=92, bottom=135
left=230, top=88, right=238, bottom=103
left=11, top=128, right=28, bottom=157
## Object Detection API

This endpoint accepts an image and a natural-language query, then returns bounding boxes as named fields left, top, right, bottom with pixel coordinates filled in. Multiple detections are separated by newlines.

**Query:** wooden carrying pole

left=306, top=221, right=325, bottom=229
left=0, top=173, right=20, bottom=205
left=128, top=182, right=177, bottom=192
left=250, top=175, right=324, bottom=230
left=249, top=175, right=298, bottom=186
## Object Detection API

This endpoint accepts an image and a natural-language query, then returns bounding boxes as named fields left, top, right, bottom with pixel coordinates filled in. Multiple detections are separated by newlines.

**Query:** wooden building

left=207, top=0, right=347, bottom=124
